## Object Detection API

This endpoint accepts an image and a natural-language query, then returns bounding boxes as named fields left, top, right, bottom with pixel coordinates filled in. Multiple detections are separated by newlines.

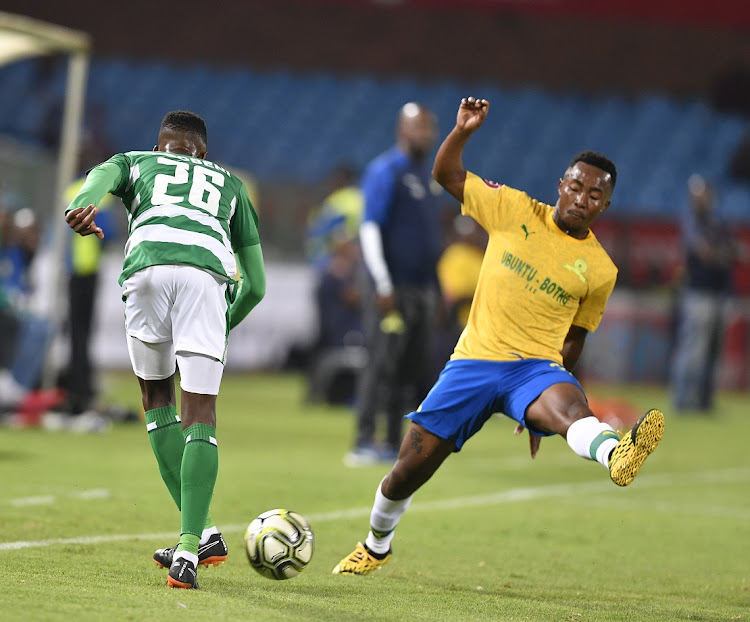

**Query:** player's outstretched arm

left=432, top=97, right=489, bottom=203
left=65, top=161, right=124, bottom=239
left=229, top=243, right=266, bottom=329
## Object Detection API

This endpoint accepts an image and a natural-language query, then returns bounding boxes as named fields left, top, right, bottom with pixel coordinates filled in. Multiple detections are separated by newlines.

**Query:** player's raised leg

left=333, top=423, right=455, bottom=575
left=525, top=382, right=664, bottom=486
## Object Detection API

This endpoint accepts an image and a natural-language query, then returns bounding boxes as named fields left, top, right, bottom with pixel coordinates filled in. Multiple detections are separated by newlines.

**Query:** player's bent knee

left=527, top=384, right=594, bottom=436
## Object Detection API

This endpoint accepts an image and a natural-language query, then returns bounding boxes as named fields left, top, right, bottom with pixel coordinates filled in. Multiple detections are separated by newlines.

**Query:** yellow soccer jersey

left=452, top=172, right=618, bottom=364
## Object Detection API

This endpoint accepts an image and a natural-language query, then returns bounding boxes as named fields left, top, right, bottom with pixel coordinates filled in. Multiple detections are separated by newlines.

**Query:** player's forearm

left=229, top=244, right=266, bottom=330
left=561, top=326, right=588, bottom=371
left=432, top=127, right=473, bottom=202
left=65, top=162, right=122, bottom=212
left=562, top=346, right=582, bottom=372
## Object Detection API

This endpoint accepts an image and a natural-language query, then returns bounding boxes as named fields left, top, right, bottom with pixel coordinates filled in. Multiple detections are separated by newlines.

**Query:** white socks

left=365, top=479, right=413, bottom=554
left=566, top=416, right=620, bottom=469
left=200, top=526, right=218, bottom=545
left=173, top=550, right=199, bottom=566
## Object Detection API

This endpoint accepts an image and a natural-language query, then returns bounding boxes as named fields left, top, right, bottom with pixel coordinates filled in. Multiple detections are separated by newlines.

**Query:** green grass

left=1, top=372, right=748, bottom=621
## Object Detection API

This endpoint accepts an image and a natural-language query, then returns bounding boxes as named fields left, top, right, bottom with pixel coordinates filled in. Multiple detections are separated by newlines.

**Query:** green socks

left=177, top=423, right=219, bottom=555
left=145, top=407, right=216, bottom=531
left=146, top=406, right=184, bottom=507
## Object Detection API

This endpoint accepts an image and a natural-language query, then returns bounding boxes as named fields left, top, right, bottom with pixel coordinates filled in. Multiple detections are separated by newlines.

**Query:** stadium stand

left=1, top=57, right=749, bottom=220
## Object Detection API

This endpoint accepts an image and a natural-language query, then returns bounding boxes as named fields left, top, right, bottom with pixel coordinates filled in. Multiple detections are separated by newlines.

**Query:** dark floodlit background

left=1, top=0, right=749, bottom=391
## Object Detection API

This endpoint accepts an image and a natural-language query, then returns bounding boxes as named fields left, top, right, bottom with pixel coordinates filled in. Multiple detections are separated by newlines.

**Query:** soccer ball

left=244, top=509, right=314, bottom=580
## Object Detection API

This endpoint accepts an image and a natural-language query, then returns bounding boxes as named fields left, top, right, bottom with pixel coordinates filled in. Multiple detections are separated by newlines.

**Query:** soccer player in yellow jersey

left=333, top=97, right=665, bottom=576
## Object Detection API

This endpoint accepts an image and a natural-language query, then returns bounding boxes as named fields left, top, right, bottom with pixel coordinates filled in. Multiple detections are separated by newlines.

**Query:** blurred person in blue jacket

left=0, top=192, right=54, bottom=411
left=344, top=103, right=443, bottom=467
left=306, top=165, right=363, bottom=271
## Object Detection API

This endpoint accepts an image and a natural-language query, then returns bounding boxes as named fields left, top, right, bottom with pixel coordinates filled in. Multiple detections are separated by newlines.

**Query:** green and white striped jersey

left=72, top=151, right=259, bottom=285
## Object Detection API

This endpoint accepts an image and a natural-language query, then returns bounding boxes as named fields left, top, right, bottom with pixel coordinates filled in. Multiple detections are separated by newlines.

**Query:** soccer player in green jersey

left=66, top=111, right=265, bottom=589
left=333, top=97, right=664, bottom=576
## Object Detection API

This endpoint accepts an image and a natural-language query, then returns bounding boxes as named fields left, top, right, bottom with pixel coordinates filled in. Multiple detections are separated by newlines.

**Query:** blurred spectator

left=306, top=165, right=364, bottom=271
left=52, top=175, right=118, bottom=426
left=0, top=204, right=39, bottom=302
left=307, top=231, right=366, bottom=405
left=670, top=174, right=737, bottom=412
left=305, top=168, right=365, bottom=404
left=433, top=214, right=487, bottom=375
left=317, top=235, right=364, bottom=351
left=344, top=102, right=443, bottom=467
left=437, top=214, right=487, bottom=333
left=0, top=191, right=55, bottom=415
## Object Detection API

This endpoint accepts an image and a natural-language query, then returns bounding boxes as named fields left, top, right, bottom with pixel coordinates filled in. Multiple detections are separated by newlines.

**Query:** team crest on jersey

left=563, top=258, right=588, bottom=284
left=482, top=178, right=502, bottom=188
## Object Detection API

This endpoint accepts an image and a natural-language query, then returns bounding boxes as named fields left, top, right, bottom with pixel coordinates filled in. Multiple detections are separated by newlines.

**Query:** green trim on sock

left=370, top=527, right=394, bottom=539
left=145, top=405, right=180, bottom=429
left=589, top=430, right=621, bottom=461
left=176, top=533, right=200, bottom=556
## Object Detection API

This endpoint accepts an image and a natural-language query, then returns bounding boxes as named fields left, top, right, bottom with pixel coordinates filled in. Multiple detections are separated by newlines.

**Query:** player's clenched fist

left=456, top=97, right=489, bottom=133
left=65, top=204, right=104, bottom=239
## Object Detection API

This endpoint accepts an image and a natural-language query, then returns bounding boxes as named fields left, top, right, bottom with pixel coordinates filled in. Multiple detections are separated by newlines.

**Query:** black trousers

left=354, top=283, right=438, bottom=450
left=0, top=307, right=19, bottom=371
left=63, top=273, right=98, bottom=412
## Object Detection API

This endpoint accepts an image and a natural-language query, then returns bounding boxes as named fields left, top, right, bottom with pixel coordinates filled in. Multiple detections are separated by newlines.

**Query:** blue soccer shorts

left=406, top=358, right=584, bottom=451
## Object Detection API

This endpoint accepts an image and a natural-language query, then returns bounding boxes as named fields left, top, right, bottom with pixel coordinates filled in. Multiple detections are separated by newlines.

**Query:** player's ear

left=153, top=145, right=159, bottom=152
left=558, top=178, right=563, bottom=195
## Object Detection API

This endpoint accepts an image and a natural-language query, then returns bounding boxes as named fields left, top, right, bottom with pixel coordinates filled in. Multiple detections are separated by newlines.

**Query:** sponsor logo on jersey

left=521, top=224, right=536, bottom=239
left=501, top=250, right=573, bottom=306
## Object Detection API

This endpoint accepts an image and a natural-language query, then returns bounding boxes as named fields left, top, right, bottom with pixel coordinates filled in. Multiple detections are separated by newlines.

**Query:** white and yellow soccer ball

left=244, top=509, right=314, bottom=580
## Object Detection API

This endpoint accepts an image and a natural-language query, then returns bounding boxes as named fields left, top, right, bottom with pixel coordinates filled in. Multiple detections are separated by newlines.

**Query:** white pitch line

left=10, top=495, right=56, bottom=507
left=572, top=497, right=750, bottom=520
left=72, top=489, right=111, bottom=501
left=1, top=468, right=748, bottom=552
left=8, top=489, right=111, bottom=507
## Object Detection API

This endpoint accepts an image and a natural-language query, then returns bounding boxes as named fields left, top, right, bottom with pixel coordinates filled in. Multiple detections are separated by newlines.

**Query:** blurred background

left=1, top=0, right=749, bottom=426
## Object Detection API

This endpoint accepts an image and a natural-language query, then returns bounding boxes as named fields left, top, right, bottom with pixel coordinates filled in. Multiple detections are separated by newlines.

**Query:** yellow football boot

left=609, top=408, right=665, bottom=487
left=332, top=542, right=392, bottom=575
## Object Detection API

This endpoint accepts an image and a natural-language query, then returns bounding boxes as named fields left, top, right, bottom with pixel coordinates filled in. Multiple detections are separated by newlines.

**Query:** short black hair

left=569, top=150, right=617, bottom=189
left=160, top=110, right=207, bottom=145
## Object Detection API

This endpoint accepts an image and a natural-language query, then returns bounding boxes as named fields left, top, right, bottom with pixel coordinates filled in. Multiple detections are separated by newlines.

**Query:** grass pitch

left=1, top=372, right=748, bottom=621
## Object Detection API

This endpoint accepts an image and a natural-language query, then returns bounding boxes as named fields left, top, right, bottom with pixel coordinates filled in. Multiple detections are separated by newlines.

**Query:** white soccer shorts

left=122, top=265, right=228, bottom=394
